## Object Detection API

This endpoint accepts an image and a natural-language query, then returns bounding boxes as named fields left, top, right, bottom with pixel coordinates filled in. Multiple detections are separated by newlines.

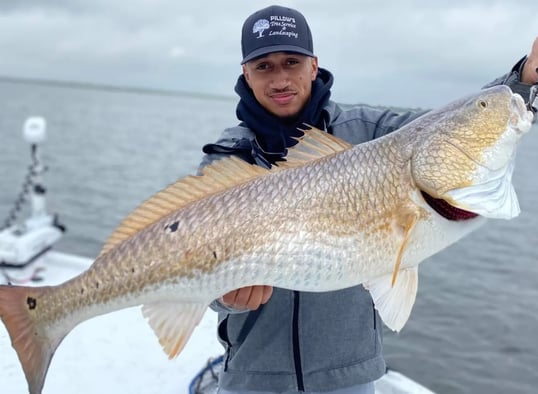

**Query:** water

left=1, top=80, right=537, bottom=394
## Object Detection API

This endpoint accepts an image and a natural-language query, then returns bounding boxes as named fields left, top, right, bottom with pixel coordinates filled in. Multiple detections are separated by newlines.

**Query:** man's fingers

left=261, top=285, right=273, bottom=304
left=531, top=36, right=538, bottom=56
left=234, top=287, right=254, bottom=309
left=221, top=289, right=240, bottom=307
left=220, top=286, right=274, bottom=310
left=521, top=37, right=538, bottom=84
left=244, top=286, right=273, bottom=309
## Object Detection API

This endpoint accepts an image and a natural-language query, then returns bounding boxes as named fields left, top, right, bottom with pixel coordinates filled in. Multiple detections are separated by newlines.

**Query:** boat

left=0, top=117, right=436, bottom=394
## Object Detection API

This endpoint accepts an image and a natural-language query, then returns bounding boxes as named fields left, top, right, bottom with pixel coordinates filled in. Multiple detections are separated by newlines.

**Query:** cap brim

left=241, top=45, right=314, bottom=64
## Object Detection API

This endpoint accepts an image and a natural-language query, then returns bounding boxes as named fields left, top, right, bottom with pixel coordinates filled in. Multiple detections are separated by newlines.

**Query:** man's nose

left=270, top=67, right=291, bottom=89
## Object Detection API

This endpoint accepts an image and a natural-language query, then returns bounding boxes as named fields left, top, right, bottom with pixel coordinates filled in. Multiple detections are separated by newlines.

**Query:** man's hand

left=521, top=36, right=538, bottom=84
left=220, top=285, right=273, bottom=311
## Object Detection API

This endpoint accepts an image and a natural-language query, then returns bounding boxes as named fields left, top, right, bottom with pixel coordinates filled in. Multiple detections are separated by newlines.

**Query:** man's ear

left=311, top=57, right=319, bottom=81
left=242, top=64, right=252, bottom=88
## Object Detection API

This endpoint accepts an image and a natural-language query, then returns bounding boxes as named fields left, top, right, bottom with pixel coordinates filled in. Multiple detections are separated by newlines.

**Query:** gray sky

left=0, top=0, right=536, bottom=108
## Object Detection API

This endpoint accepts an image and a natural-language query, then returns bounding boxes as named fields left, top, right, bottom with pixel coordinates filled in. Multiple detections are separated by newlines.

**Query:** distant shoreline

left=0, top=75, right=425, bottom=112
left=0, top=75, right=235, bottom=102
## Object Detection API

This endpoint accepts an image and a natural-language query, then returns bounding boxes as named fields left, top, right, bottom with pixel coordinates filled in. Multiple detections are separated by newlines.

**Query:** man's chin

left=268, top=106, right=303, bottom=121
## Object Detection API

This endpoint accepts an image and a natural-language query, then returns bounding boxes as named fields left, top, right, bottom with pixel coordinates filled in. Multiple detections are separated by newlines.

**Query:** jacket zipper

left=292, top=291, right=305, bottom=391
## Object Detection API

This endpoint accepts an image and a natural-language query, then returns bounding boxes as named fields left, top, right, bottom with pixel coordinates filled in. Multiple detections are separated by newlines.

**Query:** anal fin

left=142, top=301, right=207, bottom=359
left=364, top=267, right=418, bottom=332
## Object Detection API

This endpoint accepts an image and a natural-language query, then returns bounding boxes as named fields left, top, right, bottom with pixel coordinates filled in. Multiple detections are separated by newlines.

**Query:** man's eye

left=287, top=59, right=299, bottom=65
left=256, top=63, right=269, bottom=71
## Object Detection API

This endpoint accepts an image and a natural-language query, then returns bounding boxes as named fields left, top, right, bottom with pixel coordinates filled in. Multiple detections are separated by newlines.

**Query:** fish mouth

left=421, top=191, right=478, bottom=221
left=444, top=152, right=520, bottom=219
left=510, top=93, right=534, bottom=133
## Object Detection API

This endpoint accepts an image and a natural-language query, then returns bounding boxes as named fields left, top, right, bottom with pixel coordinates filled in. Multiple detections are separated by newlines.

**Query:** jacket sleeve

left=329, top=104, right=427, bottom=143
left=209, top=299, right=248, bottom=314
left=369, top=108, right=427, bottom=139
left=483, top=56, right=535, bottom=105
left=197, top=127, right=247, bottom=173
left=199, top=124, right=285, bottom=172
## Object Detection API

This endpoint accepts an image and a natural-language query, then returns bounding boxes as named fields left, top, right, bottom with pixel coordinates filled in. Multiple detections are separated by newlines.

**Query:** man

left=200, top=5, right=538, bottom=393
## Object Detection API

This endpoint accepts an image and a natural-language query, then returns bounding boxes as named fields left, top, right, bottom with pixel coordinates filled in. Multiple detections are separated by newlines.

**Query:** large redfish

left=0, top=85, right=533, bottom=394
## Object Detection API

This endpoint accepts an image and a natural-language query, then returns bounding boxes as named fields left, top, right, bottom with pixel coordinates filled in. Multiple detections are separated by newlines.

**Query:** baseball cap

left=240, top=5, right=314, bottom=64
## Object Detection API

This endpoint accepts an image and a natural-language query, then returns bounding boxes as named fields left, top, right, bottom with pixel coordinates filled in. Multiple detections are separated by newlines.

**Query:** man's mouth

left=270, top=92, right=296, bottom=105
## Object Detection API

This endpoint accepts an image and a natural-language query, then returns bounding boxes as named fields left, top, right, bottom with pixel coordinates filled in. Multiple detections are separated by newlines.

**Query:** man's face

left=242, top=52, right=318, bottom=119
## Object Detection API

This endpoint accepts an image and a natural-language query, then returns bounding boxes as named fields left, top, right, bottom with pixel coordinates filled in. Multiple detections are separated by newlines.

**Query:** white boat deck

left=0, top=251, right=435, bottom=394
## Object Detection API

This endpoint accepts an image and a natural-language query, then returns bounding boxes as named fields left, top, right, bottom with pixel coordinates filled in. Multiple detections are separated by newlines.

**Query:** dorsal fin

left=97, top=127, right=352, bottom=257
left=276, top=126, right=352, bottom=169
left=97, top=156, right=268, bottom=257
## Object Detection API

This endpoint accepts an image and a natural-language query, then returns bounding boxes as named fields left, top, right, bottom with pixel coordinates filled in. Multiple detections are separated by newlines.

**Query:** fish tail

left=0, top=285, right=60, bottom=394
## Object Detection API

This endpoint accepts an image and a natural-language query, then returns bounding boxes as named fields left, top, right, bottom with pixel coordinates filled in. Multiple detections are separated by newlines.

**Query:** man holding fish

left=201, top=5, right=538, bottom=394
left=0, top=5, right=537, bottom=394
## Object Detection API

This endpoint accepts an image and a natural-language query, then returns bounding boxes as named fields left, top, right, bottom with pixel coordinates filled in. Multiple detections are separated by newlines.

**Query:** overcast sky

left=0, top=0, right=536, bottom=108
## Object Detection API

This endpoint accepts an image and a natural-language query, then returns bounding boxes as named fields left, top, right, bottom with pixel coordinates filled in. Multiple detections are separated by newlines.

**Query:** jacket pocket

left=217, top=315, right=232, bottom=371
left=300, top=286, right=380, bottom=372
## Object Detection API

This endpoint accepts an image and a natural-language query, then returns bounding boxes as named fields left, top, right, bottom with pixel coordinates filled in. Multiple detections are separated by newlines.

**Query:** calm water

left=0, top=81, right=537, bottom=394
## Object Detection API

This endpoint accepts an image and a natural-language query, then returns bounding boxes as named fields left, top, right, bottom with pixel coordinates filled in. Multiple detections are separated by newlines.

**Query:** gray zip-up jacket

left=200, top=57, right=534, bottom=392
left=201, top=103, right=421, bottom=392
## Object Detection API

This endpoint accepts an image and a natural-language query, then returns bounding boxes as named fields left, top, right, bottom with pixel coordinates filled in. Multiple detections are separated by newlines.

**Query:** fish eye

left=477, top=100, right=488, bottom=109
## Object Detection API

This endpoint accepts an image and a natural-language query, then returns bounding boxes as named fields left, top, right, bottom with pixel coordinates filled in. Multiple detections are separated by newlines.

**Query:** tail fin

left=0, top=285, right=63, bottom=394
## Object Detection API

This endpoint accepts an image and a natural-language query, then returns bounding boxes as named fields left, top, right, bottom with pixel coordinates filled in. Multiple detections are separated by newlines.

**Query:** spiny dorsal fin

left=97, top=156, right=268, bottom=257
left=276, top=126, right=353, bottom=169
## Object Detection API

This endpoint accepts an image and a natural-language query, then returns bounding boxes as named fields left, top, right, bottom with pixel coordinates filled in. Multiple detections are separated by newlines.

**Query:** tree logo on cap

left=253, top=19, right=270, bottom=38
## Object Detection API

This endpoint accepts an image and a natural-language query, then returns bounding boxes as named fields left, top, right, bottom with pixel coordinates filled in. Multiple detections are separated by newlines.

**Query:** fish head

left=411, top=85, right=533, bottom=219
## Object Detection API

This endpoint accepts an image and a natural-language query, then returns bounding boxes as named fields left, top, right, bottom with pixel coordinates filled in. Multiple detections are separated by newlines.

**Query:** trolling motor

left=0, top=117, right=66, bottom=269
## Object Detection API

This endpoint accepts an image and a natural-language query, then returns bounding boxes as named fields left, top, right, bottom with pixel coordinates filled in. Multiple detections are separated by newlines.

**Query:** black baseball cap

left=240, top=5, right=314, bottom=64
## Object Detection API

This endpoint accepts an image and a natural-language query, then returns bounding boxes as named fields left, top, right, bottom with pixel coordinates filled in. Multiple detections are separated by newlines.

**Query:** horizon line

left=0, top=75, right=235, bottom=102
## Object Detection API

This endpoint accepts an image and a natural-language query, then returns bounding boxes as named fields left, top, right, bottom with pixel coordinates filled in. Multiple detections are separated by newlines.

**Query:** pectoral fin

left=391, top=209, right=420, bottom=286
left=142, top=301, right=207, bottom=359
left=364, top=267, right=418, bottom=332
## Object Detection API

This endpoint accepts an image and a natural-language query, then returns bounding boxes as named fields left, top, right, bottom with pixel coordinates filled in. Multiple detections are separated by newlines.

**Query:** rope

left=1, top=145, right=44, bottom=230
left=188, top=355, right=223, bottom=394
